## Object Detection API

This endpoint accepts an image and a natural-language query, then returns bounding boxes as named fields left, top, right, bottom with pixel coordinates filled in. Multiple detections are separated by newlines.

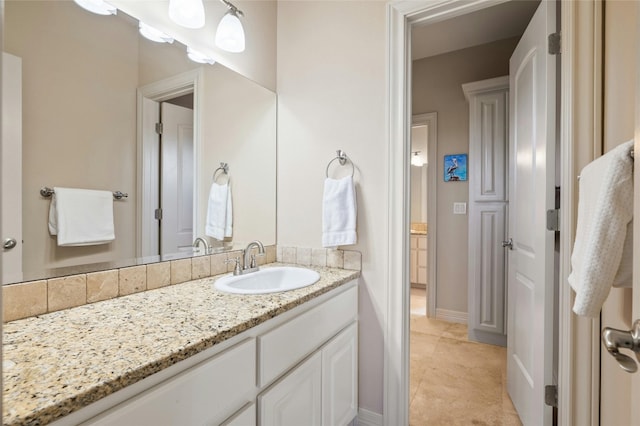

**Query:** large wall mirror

left=1, top=1, right=277, bottom=285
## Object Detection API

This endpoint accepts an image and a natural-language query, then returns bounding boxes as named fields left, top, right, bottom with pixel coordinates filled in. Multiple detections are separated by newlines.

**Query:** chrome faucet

left=241, top=240, right=266, bottom=274
left=193, top=237, right=211, bottom=255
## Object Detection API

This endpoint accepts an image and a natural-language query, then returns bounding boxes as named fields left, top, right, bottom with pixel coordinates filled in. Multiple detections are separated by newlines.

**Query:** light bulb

left=215, top=10, right=245, bottom=53
left=187, top=47, right=215, bottom=65
left=411, top=152, right=424, bottom=167
left=169, top=0, right=205, bottom=29
left=139, top=22, right=174, bottom=44
left=73, top=0, right=116, bottom=15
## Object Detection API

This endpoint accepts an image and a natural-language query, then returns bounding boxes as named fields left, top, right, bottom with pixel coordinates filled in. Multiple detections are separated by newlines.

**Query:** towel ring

left=326, top=150, right=355, bottom=178
left=213, top=162, right=229, bottom=182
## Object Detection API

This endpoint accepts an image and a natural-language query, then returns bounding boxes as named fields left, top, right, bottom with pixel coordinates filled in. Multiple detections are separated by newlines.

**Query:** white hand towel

left=322, top=175, right=357, bottom=248
left=48, top=187, right=115, bottom=246
left=568, top=140, right=634, bottom=317
left=205, top=182, right=233, bottom=240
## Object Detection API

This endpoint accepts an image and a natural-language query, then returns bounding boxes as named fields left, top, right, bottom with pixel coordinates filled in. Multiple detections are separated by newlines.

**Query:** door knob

left=502, top=238, right=513, bottom=250
left=602, top=320, right=640, bottom=373
left=3, top=238, right=17, bottom=250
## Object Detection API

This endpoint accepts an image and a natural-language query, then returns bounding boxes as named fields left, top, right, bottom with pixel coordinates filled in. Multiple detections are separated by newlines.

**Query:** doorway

left=405, top=0, right=549, bottom=424
left=137, top=69, right=203, bottom=259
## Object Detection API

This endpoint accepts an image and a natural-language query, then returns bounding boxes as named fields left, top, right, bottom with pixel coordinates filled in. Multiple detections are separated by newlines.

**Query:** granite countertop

left=3, top=264, right=360, bottom=426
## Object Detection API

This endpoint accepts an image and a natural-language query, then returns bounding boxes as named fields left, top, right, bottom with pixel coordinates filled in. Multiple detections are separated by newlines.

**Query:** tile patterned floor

left=409, top=288, right=522, bottom=426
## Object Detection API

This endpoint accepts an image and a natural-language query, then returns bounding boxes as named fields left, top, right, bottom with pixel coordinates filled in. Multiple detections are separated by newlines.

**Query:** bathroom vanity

left=3, top=266, right=359, bottom=426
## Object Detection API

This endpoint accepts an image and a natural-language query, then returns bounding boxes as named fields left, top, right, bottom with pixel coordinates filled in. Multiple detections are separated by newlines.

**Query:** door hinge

left=154, top=208, right=163, bottom=220
left=546, top=209, right=560, bottom=232
left=548, top=32, right=561, bottom=55
left=155, top=122, right=163, bottom=134
left=545, top=385, right=558, bottom=408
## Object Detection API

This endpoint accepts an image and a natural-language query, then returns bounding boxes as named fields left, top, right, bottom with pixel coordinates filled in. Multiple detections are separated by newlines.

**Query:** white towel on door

left=48, top=187, right=115, bottom=246
left=568, top=140, right=634, bottom=317
left=205, top=182, right=233, bottom=240
left=322, top=175, right=357, bottom=248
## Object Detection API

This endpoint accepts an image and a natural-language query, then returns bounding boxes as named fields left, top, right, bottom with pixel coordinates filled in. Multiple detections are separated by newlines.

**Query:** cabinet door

left=259, top=352, right=322, bottom=426
left=322, top=323, right=358, bottom=426
left=220, top=403, right=256, bottom=426
left=409, top=248, right=418, bottom=283
left=85, top=339, right=256, bottom=426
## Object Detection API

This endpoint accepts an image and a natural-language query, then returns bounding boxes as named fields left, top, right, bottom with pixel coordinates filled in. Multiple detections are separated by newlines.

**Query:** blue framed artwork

left=444, top=154, right=467, bottom=182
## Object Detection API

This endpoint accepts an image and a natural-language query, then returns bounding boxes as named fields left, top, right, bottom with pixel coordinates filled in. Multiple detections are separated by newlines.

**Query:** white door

left=506, top=1, right=556, bottom=424
left=2, top=52, right=23, bottom=283
left=160, top=102, right=194, bottom=255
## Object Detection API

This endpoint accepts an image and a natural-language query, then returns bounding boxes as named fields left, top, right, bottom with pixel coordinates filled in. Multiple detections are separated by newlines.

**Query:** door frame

left=411, top=112, right=437, bottom=317
left=385, top=0, right=599, bottom=424
left=136, top=68, right=204, bottom=258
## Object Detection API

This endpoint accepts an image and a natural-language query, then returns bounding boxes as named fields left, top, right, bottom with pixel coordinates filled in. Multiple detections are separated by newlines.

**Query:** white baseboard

left=357, top=408, right=383, bottom=426
left=435, top=308, right=468, bottom=324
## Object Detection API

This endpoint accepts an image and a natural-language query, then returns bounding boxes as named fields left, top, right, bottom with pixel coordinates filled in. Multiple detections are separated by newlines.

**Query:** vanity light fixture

left=139, top=22, right=174, bottom=44
left=411, top=151, right=425, bottom=167
left=73, top=0, right=116, bottom=15
left=187, top=47, right=215, bottom=65
left=169, top=0, right=205, bottom=29
left=215, top=0, right=245, bottom=53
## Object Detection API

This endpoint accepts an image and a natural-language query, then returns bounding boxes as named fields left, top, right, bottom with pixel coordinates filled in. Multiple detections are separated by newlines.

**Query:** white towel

left=322, top=175, right=357, bottom=248
left=48, top=187, right=115, bottom=246
left=568, top=140, right=634, bottom=317
left=205, top=182, right=233, bottom=240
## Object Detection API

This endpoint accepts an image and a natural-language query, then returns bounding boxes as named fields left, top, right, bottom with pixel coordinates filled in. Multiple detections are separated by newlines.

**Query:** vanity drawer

left=258, top=285, right=357, bottom=386
left=85, top=338, right=256, bottom=426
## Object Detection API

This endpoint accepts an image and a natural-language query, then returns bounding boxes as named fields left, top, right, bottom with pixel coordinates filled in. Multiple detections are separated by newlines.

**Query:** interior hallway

left=409, top=288, right=522, bottom=425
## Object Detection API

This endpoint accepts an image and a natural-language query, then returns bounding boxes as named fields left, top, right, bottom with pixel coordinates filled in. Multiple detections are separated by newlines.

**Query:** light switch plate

left=453, top=202, right=467, bottom=215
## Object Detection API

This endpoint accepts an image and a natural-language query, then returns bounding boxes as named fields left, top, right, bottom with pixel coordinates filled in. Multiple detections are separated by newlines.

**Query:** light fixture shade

left=169, top=0, right=205, bottom=29
left=73, top=0, right=116, bottom=15
left=187, top=47, right=215, bottom=65
left=215, top=10, right=245, bottom=53
left=139, top=22, right=174, bottom=43
left=411, top=151, right=426, bottom=167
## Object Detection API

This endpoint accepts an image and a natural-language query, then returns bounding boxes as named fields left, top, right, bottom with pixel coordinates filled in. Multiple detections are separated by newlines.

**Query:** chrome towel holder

left=213, top=162, right=229, bottom=182
left=40, top=187, right=128, bottom=200
left=326, top=150, right=355, bottom=178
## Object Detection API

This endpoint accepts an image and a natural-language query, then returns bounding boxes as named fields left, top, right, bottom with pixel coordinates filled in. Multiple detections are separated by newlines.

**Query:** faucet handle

left=250, top=254, right=257, bottom=268
left=225, top=257, right=242, bottom=275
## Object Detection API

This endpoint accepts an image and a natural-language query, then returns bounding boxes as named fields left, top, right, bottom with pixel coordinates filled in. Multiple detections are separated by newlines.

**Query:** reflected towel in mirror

left=48, top=187, right=115, bottom=246
left=322, top=175, right=357, bottom=248
left=206, top=182, right=233, bottom=240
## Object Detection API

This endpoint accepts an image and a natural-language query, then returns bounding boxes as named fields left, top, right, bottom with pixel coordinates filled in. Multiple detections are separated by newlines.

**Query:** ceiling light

left=139, top=22, right=174, bottom=44
left=73, top=0, right=116, bottom=15
left=215, top=0, right=245, bottom=53
left=187, top=47, right=215, bottom=65
left=169, top=0, right=205, bottom=29
left=411, top=151, right=425, bottom=167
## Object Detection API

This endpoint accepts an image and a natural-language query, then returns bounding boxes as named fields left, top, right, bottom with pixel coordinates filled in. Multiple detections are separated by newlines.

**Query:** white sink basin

left=213, top=266, right=321, bottom=294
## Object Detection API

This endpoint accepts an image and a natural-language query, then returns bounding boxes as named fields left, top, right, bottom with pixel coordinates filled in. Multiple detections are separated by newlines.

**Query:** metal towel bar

left=40, top=187, right=128, bottom=200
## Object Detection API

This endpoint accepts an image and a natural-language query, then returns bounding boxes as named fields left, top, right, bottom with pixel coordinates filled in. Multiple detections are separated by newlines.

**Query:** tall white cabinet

left=463, top=76, right=509, bottom=347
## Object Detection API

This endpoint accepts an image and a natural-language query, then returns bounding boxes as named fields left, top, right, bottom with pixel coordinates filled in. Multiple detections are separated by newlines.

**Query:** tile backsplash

left=3, top=245, right=361, bottom=322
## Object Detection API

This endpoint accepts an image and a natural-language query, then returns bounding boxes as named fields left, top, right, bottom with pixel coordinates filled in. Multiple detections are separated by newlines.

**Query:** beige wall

left=112, top=0, right=277, bottom=91
left=600, top=1, right=637, bottom=424
left=277, top=0, right=387, bottom=414
left=412, top=37, right=518, bottom=314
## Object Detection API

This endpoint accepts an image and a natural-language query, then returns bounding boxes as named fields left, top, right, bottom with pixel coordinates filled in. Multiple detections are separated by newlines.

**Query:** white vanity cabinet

left=67, top=281, right=358, bottom=426
left=258, top=322, right=358, bottom=426
left=84, top=338, right=257, bottom=426
left=410, top=234, right=427, bottom=286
